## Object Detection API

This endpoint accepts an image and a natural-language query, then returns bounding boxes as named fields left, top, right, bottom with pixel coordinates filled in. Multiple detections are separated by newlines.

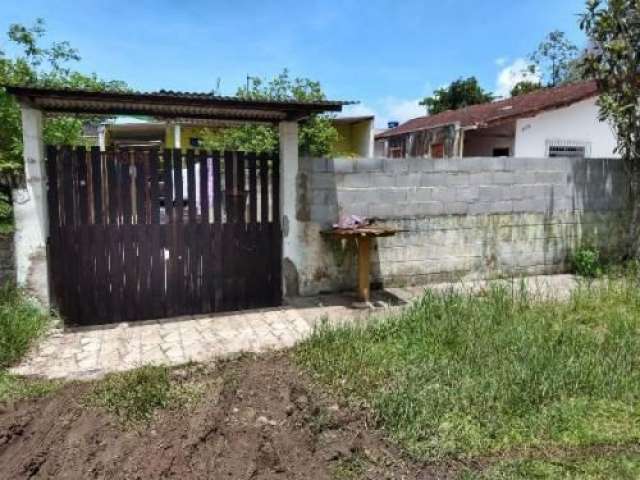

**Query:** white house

left=375, top=80, right=619, bottom=159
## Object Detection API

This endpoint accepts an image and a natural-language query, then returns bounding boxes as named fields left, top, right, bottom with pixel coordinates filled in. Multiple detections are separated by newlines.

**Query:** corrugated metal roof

left=376, top=80, right=599, bottom=139
left=4, top=85, right=354, bottom=122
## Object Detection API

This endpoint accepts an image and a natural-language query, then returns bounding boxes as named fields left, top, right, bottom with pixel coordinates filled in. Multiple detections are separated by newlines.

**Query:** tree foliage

left=580, top=0, right=640, bottom=255
left=419, top=77, right=493, bottom=115
left=529, top=30, right=581, bottom=86
left=199, top=69, right=339, bottom=156
left=0, top=19, right=127, bottom=174
left=510, top=80, right=543, bottom=97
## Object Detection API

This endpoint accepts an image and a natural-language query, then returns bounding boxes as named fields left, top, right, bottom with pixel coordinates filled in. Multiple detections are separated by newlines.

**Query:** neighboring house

left=375, top=80, right=618, bottom=159
left=331, top=116, right=374, bottom=157
left=100, top=115, right=375, bottom=157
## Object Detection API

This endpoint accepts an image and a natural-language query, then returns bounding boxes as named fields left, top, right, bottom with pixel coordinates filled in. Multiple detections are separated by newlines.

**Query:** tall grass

left=297, top=278, right=640, bottom=459
left=0, top=285, right=49, bottom=368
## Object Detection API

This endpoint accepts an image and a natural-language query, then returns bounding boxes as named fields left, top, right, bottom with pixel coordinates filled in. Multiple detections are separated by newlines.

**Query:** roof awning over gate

left=5, top=86, right=353, bottom=122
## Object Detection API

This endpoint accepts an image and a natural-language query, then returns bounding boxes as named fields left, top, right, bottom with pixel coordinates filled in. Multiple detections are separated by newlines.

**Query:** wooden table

left=321, top=226, right=400, bottom=303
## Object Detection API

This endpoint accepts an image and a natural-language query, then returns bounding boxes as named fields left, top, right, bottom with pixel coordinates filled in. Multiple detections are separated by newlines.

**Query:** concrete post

left=20, top=106, right=48, bottom=245
left=98, top=124, right=106, bottom=151
left=173, top=123, right=181, bottom=149
left=279, top=121, right=301, bottom=297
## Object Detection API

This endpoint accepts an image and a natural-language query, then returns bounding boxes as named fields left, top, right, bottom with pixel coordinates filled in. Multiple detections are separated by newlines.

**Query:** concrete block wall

left=291, top=156, right=627, bottom=295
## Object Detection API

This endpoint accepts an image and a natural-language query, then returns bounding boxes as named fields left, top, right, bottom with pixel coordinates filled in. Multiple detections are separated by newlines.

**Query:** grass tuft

left=0, top=285, right=48, bottom=368
left=0, top=371, right=60, bottom=402
left=85, top=365, right=205, bottom=423
left=460, top=453, right=640, bottom=479
left=297, top=277, right=640, bottom=460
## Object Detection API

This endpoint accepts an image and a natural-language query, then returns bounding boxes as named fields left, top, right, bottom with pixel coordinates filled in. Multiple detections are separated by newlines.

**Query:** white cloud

left=385, top=97, right=426, bottom=122
left=338, top=103, right=377, bottom=119
left=495, top=58, right=541, bottom=98
left=495, top=57, right=508, bottom=67
left=338, top=97, right=426, bottom=129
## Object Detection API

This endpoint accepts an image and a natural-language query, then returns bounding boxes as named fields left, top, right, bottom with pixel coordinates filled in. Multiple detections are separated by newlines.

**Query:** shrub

left=571, top=245, right=602, bottom=277
left=0, top=286, right=48, bottom=368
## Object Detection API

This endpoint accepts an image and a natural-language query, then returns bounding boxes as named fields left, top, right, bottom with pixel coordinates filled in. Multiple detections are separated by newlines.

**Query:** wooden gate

left=46, top=146, right=281, bottom=325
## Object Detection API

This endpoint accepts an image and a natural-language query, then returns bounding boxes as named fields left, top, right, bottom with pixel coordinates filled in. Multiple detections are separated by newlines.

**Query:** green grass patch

left=0, top=285, right=48, bottom=368
left=331, top=452, right=367, bottom=480
left=0, top=371, right=60, bottom=402
left=297, top=278, right=640, bottom=460
left=85, top=365, right=205, bottom=423
left=460, top=453, right=640, bottom=479
left=0, top=191, right=13, bottom=235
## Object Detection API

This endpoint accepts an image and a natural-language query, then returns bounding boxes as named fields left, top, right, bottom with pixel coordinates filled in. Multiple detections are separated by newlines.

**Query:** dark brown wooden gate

left=46, top=146, right=281, bottom=325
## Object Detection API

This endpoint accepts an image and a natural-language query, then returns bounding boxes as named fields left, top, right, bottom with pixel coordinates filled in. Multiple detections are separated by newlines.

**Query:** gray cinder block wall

left=290, top=156, right=627, bottom=295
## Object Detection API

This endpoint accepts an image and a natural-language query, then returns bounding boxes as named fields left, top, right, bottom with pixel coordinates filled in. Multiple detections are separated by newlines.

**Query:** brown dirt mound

left=0, top=353, right=449, bottom=479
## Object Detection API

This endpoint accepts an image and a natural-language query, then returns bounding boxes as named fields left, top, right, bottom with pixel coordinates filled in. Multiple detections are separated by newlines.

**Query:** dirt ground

left=0, top=353, right=451, bottom=479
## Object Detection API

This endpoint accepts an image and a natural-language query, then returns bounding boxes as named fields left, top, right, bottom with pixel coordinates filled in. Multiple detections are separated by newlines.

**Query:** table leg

left=357, top=237, right=371, bottom=302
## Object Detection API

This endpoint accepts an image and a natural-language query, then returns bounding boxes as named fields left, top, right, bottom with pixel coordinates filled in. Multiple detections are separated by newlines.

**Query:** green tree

left=199, top=69, right=339, bottom=156
left=510, top=80, right=543, bottom=97
left=0, top=19, right=127, bottom=174
left=580, top=0, right=640, bottom=256
left=419, top=77, right=493, bottom=115
left=529, top=30, right=581, bottom=86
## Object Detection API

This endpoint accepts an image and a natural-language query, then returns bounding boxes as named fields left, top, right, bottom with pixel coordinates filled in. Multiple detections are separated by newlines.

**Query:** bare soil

left=0, top=353, right=450, bottom=479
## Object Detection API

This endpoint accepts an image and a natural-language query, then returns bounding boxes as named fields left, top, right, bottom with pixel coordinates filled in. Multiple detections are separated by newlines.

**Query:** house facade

left=376, top=80, right=619, bottom=159
left=100, top=115, right=375, bottom=157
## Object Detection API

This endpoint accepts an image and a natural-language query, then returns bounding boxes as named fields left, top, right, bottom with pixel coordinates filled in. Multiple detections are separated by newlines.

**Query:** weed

left=85, top=364, right=208, bottom=423
left=0, top=285, right=49, bottom=368
left=331, top=452, right=367, bottom=480
left=571, top=245, right=603, bottom=278
left=0, top=371, right=60, bottom=402
left=297, top=277, right=640, bottom=460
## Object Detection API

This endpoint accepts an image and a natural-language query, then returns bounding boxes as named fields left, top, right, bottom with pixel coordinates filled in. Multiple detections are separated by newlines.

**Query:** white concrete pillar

left=173, top=123, right=181, bottom=149
left=20, top=106, right=48, bottom=245
left=98, top=124, right=106, bottom=151
left=279, top=121, right=301, bottom=296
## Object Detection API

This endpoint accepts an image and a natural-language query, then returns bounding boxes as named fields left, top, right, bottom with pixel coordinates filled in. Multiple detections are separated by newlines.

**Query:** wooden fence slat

left=172, top=150, right=184, bottom=313
left=246, top=152, right=258, bottom=308
left=149, top=149, right=160, bottom=224
left=186, top=149, right=196, bottom=224
left=199, top=151, right=209, bottom=224
left=212, top=151, right=222, bottom=224
left=45, top=146, right=61, bottom=312
left=61, top=147, right=75, bottom=227
left=259, top=152, right=269, bottom=224
left=224, top=151, right=234, bottom=223
left=148, top=150, right=164, bottom=318
left=90, top=147, right=103, bottom=225
left=248, top=152, right=257, bottom=225
left=271, top=152, right=282, bottom=305
left=173, top=149, right=184, bottom=223
left=76, top=147, right=89, bottom=225
left=163, top=148, right=174, bottom=224
left=271, top=152, right=280, bottom=225
left=135, top=151, right=146, bottom=225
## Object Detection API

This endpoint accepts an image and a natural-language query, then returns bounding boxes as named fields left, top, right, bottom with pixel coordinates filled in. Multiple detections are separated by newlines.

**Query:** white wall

left=514, top=96, right=619, bottom=158
left=12, top=189, right=44, bottom=286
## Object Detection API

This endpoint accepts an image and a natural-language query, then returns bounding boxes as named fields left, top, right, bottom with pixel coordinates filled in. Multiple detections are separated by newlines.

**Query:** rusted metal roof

left=376, top=80, right=599, bottom=139
left=5, top=85, right=354, bottom=122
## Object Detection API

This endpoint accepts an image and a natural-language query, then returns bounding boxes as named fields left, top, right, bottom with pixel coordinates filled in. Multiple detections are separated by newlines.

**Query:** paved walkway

left=11, top=274, right=579, bottom=380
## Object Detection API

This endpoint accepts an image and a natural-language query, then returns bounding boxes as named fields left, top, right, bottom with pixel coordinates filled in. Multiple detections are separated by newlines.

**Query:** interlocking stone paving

left=11, top=275, right=579, bottom=380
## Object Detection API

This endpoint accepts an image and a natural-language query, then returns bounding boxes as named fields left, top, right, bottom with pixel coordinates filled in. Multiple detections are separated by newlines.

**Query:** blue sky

left=2, top=0, right=588, bottom=127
